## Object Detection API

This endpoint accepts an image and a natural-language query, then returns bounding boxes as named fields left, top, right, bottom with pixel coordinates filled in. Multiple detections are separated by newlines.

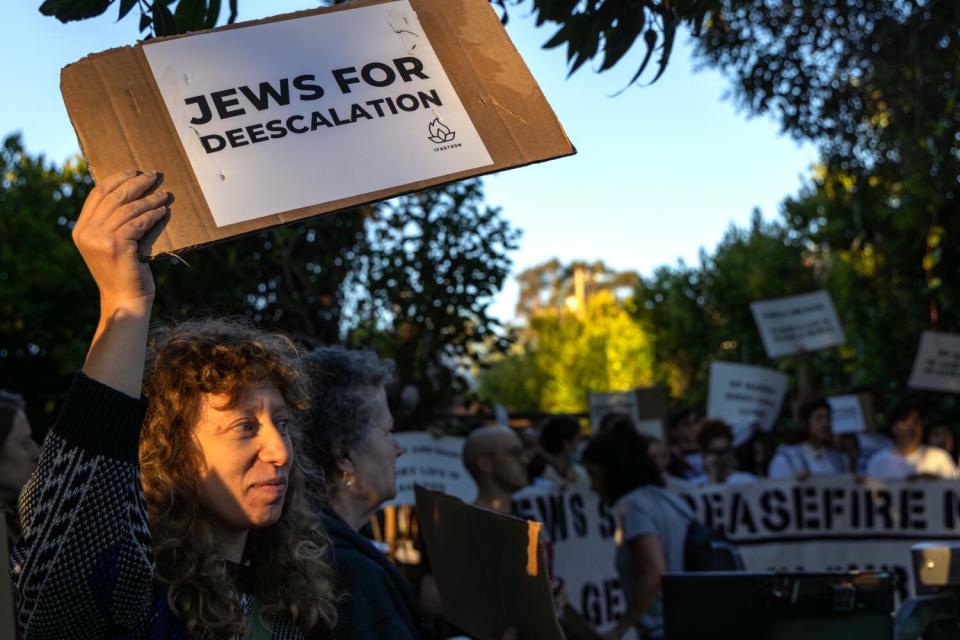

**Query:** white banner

left=144, top=0, right=492, bottom=227
left=512, top=486, right=630, bottom=638
left=674, top=475, right=960, bottom=596
left=908, top=331, right=960, bottom=393
left=750, top=290, right=845, bottom=358
left=388, top=432, right=475, bottom=506
left=510, top=477, right=960, bottom=633
left=707, top=362, right=788, bottom=442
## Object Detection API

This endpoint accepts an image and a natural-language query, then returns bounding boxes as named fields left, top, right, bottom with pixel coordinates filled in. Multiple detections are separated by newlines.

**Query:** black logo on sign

left=428, top=118, right=455, bottom=144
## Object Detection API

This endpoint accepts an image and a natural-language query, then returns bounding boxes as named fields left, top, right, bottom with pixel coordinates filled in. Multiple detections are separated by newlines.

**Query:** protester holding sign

left=0, top=390, right=39, bottom=547
left=10, top=172, right=338, bottom=639
left=691, top=420, right=756, bottom=486
left=768, top=398, right=850, bottom=479
left=866, top=403, right=959, bottom=479
left=582, top=422, right=692, bottom=640
left=925, top=419, right=957, bottom=463
left=665, top=408, right=703, bottom=479
left=300, top=346, right=433, bottom=640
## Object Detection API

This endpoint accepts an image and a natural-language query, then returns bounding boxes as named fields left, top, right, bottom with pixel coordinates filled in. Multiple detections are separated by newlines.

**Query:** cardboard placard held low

left=61, top=0, right=574, bottom=257
left=415, top=485, right=565, bottom=640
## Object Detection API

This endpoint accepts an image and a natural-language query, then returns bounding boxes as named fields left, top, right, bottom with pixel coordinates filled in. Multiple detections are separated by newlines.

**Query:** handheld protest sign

left=61, top=0, right=574, bottom=257
left=588, top=391, right=637, bottom=430
left=386, top=432, right=474, bottom=507
left=589, top=386, right=667, bottom=439
left=750, top=290, right=845, bottom=358
left=415, top=485, right=564, bottom=640
left=827, top=395, right=868, bottom=434
left=707, top=362, right=788, bottom=445
left=908, top=331, right=960, bottom=394
left=1, top=519, right=13, bottom=640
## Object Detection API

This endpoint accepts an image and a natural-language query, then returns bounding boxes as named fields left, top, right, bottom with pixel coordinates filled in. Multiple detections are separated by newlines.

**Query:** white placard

left=635, top=419, right=666, bottom=441
left=589, top=391, right=637, bottom=430
left=750, top=290, right=845, bottom=358
left=143, top=0, right=492, bottom=227
left=387, top=432, right=475, bottom=506
left=827, top=395, right=866, bottom=434
left=908, top=331, right=960, bottom=394
left=707, top=362, right=789, bottom=439
left=589, top=389, right=666, bottom=440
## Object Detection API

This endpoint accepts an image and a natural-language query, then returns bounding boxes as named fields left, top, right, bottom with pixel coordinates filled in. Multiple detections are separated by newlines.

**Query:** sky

left=0, top=2, right=818, bottom=322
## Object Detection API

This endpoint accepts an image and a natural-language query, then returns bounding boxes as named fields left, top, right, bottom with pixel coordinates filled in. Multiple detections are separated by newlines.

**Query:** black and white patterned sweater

left=9, top=373, right=312, bottom=640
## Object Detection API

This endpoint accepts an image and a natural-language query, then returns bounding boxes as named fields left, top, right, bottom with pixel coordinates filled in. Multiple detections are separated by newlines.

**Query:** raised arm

left=11, top=171, right=167, bottom=639
left=75, top=170, right=167, bottom=396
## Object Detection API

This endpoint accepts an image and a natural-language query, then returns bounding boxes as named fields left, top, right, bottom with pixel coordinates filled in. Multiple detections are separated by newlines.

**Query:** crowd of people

left=2, top=171, right=958, bottom=640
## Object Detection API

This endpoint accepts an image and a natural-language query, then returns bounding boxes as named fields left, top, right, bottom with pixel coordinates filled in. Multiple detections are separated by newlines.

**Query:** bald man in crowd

left=462, top=425, right=530, bottom=512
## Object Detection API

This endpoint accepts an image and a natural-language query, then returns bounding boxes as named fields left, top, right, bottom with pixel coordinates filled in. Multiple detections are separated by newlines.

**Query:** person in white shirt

left=691, top=419, right=756, bottom=486
left=925, top=419, right=957, bottom=464
left=768, top=398, right=850, bottom=479
left=665, top=408, right=704, bottom=479
left=866, top=404, right=959, bottom=479
left=533, top=415, right=591, bottom=489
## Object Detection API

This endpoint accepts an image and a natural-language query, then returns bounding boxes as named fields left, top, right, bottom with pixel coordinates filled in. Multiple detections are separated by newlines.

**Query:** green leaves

left=39, top=0, right=226, bottom=36
left=41, top=0, right=718, bottom=86
left=510, top=0, right=721, bottom=87
left=117, top=0, right=137, bottom=20
left=39, top=0, right=113, bottom=22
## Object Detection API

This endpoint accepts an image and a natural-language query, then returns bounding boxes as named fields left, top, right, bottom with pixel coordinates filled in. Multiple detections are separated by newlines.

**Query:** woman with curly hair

left=10, top=171, right=337, bottom=639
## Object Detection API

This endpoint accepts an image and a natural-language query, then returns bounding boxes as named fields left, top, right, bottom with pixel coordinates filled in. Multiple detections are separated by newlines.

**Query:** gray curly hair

left=301, top=346, right=395, bottom=504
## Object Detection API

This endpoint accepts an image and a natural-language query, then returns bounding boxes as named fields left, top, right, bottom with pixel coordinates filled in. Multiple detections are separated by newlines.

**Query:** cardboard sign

left=750, top=290, right=845, bottom=358
left=0, top=518, right=14, bottom=640
left=908, top=331, right=960, bottom=394
left=827, top=394, right=868, bottom=434
left=589, top=387, right=667, bottom=440
left=707, top=362, right=788, bottom=442
left=387, top=432, right=475, bottom=506
left=415, top=486, right=565, bottom=640
left=61, top=0, right=573, bottom=256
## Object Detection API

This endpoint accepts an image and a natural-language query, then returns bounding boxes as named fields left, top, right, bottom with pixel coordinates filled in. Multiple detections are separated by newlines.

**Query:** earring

left=344, top=475, right=354, bottom=487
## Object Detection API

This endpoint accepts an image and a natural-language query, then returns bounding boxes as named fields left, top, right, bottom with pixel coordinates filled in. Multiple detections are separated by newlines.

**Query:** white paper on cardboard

left=588, top=391, right=637, bottom=430
left=750, top=290, right=845, bottom=358
left=827, top=395, right=866, bottom=434
left=143, top=0, right=492, bottom=227
left=908, top=331, right=960, bottom=394
left=636, top=419, right=666, bottom=441
left=707, top=362, right=789, bottom=442
left=387, top=432, right=475, bottom=506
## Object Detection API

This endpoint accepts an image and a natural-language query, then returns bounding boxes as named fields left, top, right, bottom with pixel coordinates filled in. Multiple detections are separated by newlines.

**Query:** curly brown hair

left=140, top=318, right=337, bottom=638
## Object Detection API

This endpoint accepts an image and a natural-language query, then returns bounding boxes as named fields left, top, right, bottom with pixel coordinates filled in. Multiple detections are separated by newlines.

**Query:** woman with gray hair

left=1, top=390, right=40, bottom=546
left=301, top=346, right=429, bottom=640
